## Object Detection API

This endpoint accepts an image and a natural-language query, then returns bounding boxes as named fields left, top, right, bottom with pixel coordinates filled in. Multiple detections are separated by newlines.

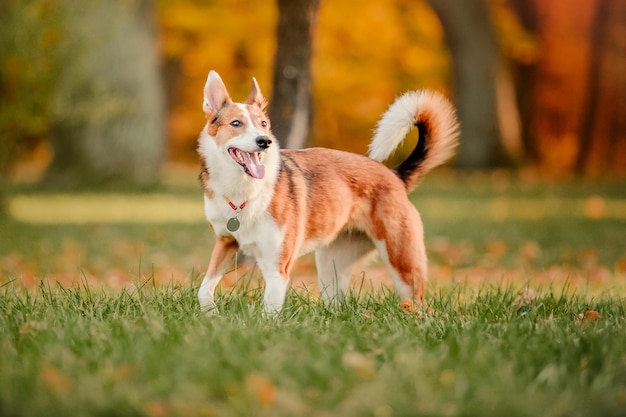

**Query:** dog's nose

left=256, top=136, right=272, bottom=149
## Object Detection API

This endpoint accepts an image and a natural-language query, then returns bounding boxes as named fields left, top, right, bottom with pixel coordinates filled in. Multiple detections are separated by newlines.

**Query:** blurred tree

left=157, top=0, right=276, bottom=161
left=313, top=0, right=450, bottom=157
left=575, top=0, right=609, bottom=174
left=428, top=0, right=512, bottom=169
left=504, top=0, right=540, bottom=163
left=509, top=0, right=626, bottom=175
left=0, top=0, right=66, bottom=213
left=45, top=0, right=165, bottom=187
left=575, top=0, right=626, bottom=175
left=269, top=0, right=320, bottom=149
left=154, top=0, right=624, bottom=175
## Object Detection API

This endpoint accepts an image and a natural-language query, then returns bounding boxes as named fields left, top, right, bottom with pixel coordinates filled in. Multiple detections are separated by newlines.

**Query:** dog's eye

left=230, top=120, right=242, bottom=127
left=261, top=121, right=268, bottom=128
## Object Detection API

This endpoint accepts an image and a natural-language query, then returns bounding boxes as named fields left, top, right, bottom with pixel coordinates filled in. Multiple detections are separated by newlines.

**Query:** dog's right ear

left=203, top=71, right=231, bottom=115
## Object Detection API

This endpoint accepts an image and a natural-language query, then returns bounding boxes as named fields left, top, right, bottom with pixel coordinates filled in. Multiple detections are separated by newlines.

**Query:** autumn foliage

left=509, top=0, right=626, bottom=175
left=1, top=0, right=624, bottom=177
left=158, top=0, right=625, bottom=175
left=158, top=0, right=450, bottom=160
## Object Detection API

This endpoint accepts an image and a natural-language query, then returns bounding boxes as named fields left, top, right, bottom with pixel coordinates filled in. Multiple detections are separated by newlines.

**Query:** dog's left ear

left=245, top=77, right=268, bottom=111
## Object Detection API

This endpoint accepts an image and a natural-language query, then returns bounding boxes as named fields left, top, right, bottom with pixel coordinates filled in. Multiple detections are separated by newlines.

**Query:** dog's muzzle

left=256, top=136, right=272, bottom=150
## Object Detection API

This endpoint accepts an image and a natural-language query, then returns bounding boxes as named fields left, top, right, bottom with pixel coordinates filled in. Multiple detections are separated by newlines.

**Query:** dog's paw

left=400, top=298, right=433, bottom=317
left=200, top=304, right=219, bottom=317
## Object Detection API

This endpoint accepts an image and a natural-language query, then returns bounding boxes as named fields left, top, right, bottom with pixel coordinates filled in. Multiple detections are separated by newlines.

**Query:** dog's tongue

left=242, top=151, right=265, bottom=179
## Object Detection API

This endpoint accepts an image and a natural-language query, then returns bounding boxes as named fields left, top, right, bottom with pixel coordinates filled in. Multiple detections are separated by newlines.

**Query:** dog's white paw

left=200, top=303, right=219, bottom=317
left=262, top=304, right=282, bottom=319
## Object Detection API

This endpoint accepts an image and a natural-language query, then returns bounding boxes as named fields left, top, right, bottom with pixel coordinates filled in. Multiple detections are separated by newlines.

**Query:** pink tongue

left=242, top=152, right=265, bottom=179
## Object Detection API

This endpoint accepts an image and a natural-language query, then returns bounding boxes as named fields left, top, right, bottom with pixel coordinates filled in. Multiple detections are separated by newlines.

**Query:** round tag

left=227, top=217, right=240, bottom=232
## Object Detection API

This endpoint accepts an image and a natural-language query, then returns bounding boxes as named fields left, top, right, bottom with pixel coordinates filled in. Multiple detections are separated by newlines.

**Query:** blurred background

left=2, top=0, right=625, bottom=193
left=1, top=0, right=625, bottom=291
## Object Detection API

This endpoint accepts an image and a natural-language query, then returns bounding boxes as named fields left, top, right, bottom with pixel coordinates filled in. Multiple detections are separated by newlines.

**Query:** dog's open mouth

left=228, top=148, right=266, bottom=179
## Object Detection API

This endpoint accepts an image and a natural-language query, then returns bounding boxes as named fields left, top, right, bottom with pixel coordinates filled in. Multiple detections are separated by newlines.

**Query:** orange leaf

left=342, top=351, right=375, bottom=379
left=245, top=373, right=276, bottom=406
left=39, top=365, right=71, bottom=395
left=143, top=401, right=170, bottom=417
left=583, top=310, right=601, bottom=321
left=584, top=196, right=606, bottom=219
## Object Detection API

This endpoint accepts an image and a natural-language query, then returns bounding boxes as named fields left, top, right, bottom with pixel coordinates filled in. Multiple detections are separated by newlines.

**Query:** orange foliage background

left=157, top=0, right=625, bottom=175
left=158, top=0, right=449, bottom=161
left=158, top=0, right=278, bottom=161
left=4, top=0, right=622, bottom=176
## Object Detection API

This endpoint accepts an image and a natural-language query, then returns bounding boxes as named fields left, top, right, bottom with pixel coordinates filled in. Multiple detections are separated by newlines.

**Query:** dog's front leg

left=251, top=216, right=295, bottom=316
left=260, top=269, right=290, bottom=316
left=256, top=251, right=292, bottom=316
left=198, top=236, right=239, bottom=315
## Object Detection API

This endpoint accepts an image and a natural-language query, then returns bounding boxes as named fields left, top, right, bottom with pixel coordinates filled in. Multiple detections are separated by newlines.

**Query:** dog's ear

left=203, top=71, right=231, bottom=115
left=245, top=77, right=268, bottom=111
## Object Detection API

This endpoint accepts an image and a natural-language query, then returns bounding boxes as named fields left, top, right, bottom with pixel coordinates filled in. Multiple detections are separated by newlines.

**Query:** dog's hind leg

left=372, top=206, right=428, bottom=307
left=315, top=232, right=374, bottom=307
left=373, top=237, right=428, bottom=309
left=198, top=236, right=239, bottom=315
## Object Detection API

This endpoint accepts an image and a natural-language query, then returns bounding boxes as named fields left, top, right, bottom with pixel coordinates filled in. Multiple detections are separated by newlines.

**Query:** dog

left=197, top=70, right=459, bottom=315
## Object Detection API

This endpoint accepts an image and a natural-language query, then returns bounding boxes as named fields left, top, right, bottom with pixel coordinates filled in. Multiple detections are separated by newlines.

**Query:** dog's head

left=200, top=71, right=276, bottom=179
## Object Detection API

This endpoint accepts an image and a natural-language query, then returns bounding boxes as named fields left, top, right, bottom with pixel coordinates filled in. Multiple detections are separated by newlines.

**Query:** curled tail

left=368, top=90, right=460, bottom=191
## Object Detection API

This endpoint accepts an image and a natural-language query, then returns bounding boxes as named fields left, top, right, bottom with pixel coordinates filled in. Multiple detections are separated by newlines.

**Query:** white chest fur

left=203, top=194, right=284, bottom=260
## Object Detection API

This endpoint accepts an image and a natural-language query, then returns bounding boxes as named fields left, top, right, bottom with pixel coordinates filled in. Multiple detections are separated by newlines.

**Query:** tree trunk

left=509, top=0, right=540, bottom=163
left=0, top=144, right=8, bottom=216
left=428, top=0, right=511, bottom=169
left=46, top=0, right=165, bottom=187
left=269, top=0, right=320, bottom=149
left=575, top=0, right=626, bottom=176
left=522, top=0, right=598, bottom=173
left=575, top=0, right=609, bottom=174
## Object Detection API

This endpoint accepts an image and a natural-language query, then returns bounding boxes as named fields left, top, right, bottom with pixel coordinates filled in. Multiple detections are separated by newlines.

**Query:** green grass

left=2, top=174, right=625, bottom=288
left=1, top=172, right=626, bottom=416
left=1, top=281, right=625, bottom=417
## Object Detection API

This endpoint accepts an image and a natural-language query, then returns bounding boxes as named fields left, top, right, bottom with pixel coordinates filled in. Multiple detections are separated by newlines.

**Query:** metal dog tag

left=226, top=217, right=240, bottom=232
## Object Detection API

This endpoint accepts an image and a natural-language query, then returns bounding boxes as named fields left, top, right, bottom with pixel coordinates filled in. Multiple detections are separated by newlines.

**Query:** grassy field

left=1, top=171, right=625, bottom=416
left=1, top=283, right=625, bottom=417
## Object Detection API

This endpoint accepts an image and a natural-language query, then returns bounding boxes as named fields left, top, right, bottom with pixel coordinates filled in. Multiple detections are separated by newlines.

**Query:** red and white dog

left=197, top=71, right=459, bottom=315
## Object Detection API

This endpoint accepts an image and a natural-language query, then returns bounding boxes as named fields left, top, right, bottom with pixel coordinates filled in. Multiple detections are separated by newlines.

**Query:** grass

left=1, top=171, right=626, bottom=416
left=1, top=281, right=625, bottom=417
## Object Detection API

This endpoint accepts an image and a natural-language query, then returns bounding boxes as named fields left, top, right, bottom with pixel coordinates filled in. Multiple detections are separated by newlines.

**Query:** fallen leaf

left=342, top=351, right=375, bottom=379
left=518, top=241, right=541, bottom=262
left=39, top=365, right=71, bottom=395
left=143, top=401, right=170, bottom=417
left=19, top=321, right=47, bottom=336
left=438, top=369, right=455, bottom=387
left=584, top=196, right=606, bottom=219
left=115, top=363, right=136, bottom=381
left=581, top=310, right=601, bottom=321
left=485, top=240, right=507, bottom=260
left=245, top=373, right=276, bottom=406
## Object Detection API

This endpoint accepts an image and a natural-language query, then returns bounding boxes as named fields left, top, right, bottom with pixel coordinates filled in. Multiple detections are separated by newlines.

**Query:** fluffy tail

left=368, top=90, right=460, bottom=191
